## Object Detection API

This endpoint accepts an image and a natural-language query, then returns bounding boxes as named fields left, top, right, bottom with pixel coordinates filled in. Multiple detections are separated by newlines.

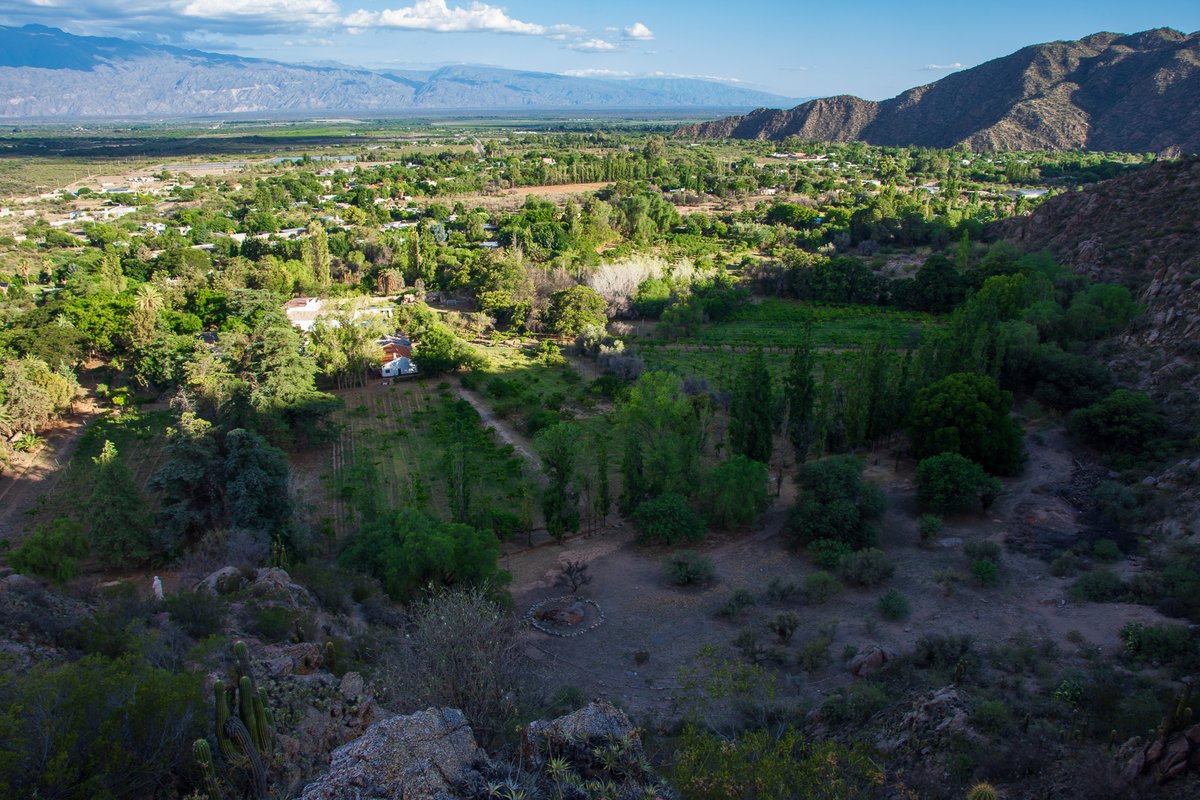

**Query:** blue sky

left=3, top=1, right=1198, bottom=99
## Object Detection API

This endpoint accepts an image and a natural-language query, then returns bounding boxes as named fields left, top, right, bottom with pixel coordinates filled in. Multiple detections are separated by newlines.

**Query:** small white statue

left=152, top=575, right=164, bottom=601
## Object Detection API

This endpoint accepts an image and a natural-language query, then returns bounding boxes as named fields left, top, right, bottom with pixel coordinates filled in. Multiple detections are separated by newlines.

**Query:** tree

left=542, top=285, right=607, bottom=338
left=697, top=456, right=770, bottom=530
left=907, top=372, right=1023, bottom=476
left=90, top=440, right=153, bottom=567
left=414, top=324, right=482, bottom=377
left=632, top=493, right=706, bottom=545
left=536, top=422, right=581, bottom=541
left=618, top=372, right=702, bottom=511
left=783, top=329, right=816, bottom=462
left=916, top=452, right=1002, bottom=514
left=147, top=412, right=224, bottom=555
left=0, top=357, right=79, bottom=435
left=303, top=221, right=331, bottom=288
left=1070, top=389, right=1167, bottom=456
left=224, top=428, right=292, bottom=536
left=8, top=517, right=89, bottom=583
left=729, top=349, right=775, bottom=463
left=341, top=508, right=506, bottom=601
left=788, top=456, right=885, bottom=549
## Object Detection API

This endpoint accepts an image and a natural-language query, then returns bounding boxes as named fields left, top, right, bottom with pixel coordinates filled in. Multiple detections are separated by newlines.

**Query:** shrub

left=971, top=559, right=999, bottom=586
left=7, top=518, right=89, bottom=584
left=0, top=655, right=204, bottom=800
left=916, top=453, right=1002, bottom=513
left=633, top=493, right=706, bottom=545
left=837, top=548, right=895, bottom=587
left=733, top=628, right=765, bottom=663
left=913, top=633, right=974, bottom=670
left=821, top=684, right=888, bottom=724
left=664, top=550, right=716, bottom=587
left=808, top=538, right=852, bottom=570
left=1070, top=570, right=1126, bottom=602
left=804, top=571, right=843, bottom=604
left=673, top=725, right=884, bottom=800
left=918, top=514, right=943, bottom=545
left=796, top=637, right=832, bottom=671
left=878, top=589, right=911, bottom=621
left=768, top=611, right=801, bottom=644
left=964, top=539, right=1002, bottom=563
left=247, top=604, right=300, bottom=643
left=1094, top=480, right=1138, bottom=523
left=972, top=701, right=1010, bottom=734
left=1093, top=539, right=1121, bottom=562
left=1119, top=622, right=1198, bottom=666
left=715, top=588, right=756, bottom=619
left=163, top=591, right=226, bottom=639
left=765, top=577, right=803, bottom=602
left=1050, top=551, right=1080, bottom=577
left=289, top=561, right=354, bottom=613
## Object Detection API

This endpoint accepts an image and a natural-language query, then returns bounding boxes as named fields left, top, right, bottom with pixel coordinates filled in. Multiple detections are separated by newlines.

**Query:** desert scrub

left=837, top=548, right=895, bottom=587
left=808, top=538, right=852, bottom=569
left=1092, top=538, right=1121, bottom=562
left=963, top=539, right=1001, bottom=563
left=768, top=611, right=801, bottom=644
left=715, top=588, right=756, bottom=619
left=878, top=589, right=911, bottom=621
left=918, top=514, right=943, bottom=545
left=821, top=684, right=888, bottom=724
left=804, top=571, right=843, bottom=604
left=664, top=550, right=717, bottom=586
left=1070, top=569, right=1126, bottom=602
left=970, top=559, right=999, bottom=586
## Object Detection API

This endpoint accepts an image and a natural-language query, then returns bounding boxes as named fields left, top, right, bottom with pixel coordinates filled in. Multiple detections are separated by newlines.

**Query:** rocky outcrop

left=846, top=645, right=896, bottom=677
left=1121, top=724, right=1200, bottom=784
left=300, top=708, right=486, bottom=800
left=300, top=701, right=673, bottom=800
left=678, top=28, right=1200, bottom=152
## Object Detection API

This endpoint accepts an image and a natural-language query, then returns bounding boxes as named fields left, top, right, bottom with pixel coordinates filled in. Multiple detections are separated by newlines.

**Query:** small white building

left=382, top=356, right=418, bottom=378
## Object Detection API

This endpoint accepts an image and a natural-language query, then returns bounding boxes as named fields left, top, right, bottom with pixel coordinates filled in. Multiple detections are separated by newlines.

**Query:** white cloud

left=183, top=0, right=339, bottom=26
left=623, top=22, right=653, bottom=41
left=647, top=70, right=746, bottom=84
left=344, top=0, right=549, bottom=35
left=922, top=62, right=965, bottom=71
left=568, top=37, right=617, bottom=52
left=560, top=68, right=634, bottom=78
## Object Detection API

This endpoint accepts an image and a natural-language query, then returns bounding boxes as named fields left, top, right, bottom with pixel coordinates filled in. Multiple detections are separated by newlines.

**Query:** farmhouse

left=379, top=333, right=418, bottom=378
left=284, top=296, right=397, bottom=333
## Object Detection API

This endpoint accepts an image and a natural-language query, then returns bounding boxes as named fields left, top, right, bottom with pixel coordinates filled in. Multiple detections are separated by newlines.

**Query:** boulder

left=847, top=645, right=894, bottom=677
left=300, top=708, right=485, bottom=800
left=524, top=700, right=636, bottom=753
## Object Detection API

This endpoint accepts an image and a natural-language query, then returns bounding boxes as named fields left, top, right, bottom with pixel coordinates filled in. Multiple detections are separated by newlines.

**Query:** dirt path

left=452, top=377, right=542, bottom=474
left=0, top=396, right=103, bottom=541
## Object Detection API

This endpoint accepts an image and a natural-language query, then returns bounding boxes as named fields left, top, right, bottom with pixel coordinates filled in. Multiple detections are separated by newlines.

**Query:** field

left=633, top=298, right=936, bottom=389
left=307, top=381, right=537, bottom=542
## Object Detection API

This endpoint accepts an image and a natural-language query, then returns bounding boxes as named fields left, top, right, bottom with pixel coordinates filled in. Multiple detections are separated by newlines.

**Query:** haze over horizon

left=1, top=1, right=1198, bottom=101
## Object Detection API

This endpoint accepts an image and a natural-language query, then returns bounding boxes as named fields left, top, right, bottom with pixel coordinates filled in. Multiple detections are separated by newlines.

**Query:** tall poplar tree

left=729, top=349, right=775, bottom=464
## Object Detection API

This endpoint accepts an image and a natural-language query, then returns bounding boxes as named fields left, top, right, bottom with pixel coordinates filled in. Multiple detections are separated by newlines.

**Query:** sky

left=2, top=1, right=1198, bottom=99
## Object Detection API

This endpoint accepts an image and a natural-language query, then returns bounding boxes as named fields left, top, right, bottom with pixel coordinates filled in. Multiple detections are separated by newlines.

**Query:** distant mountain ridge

left=677, top=28, right=1200, bottom=152
left=0, top=25, right=798, bottom=118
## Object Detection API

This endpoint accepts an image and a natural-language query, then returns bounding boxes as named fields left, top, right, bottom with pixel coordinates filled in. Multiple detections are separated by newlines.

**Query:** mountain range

left=0, top=25, right=798, bottom=118
left=677, top=28, right=1200, bottom=152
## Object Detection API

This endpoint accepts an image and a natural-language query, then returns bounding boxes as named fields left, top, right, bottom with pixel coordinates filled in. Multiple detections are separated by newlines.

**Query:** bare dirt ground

left=0, top=394, right=103, bottom=542
left=508, top=427, right=1173, bottom=726
left=454, top=182, right=613, bottom=213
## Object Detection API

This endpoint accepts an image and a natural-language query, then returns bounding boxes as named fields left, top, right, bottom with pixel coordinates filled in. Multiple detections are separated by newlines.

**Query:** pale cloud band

left=923, top=62, right=965, bottom=71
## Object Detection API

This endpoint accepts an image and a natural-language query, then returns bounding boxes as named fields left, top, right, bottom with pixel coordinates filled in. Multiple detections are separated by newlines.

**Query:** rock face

left=300, top=708, right=486, bottom=800
left=1121, top=724, right=1200, bottom=784
left=678, top=28, right=1200, bottom=152
left=993, top=158, right=1200, bottom=429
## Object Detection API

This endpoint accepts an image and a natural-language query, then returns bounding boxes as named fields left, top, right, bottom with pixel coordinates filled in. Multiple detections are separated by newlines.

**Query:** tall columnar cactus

left=202, top=641, right=276, bottom=800
left=193, top=739, right=223, bottom=800
left=966, top=783, right=998, bottom=800
left=1157, top=682, right=1195, bottom=739
left=324, top=640, right=337, bottom=674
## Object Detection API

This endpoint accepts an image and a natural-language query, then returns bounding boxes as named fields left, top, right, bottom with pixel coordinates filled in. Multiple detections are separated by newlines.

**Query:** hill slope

left=992, top=157, right=1200, bottom=423
left=678, top=28, right=1200, bottom=152
left=0, top=25, right=795, bottom=117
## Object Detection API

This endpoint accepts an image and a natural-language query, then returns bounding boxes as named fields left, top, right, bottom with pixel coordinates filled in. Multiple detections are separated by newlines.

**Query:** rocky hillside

left=992, top=157, right=1200, bottom=427
left=678, top=28, right=1200, bottom=152
left=0, top=25, right=795, bottom=118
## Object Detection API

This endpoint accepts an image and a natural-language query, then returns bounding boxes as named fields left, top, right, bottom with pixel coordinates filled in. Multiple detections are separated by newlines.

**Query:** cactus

left=966, top=783, right=998, bottom=800
left=1157, top=682, right=1195, bottom=739
left=954, top=657, right=966, bottom=685
left=201, top=641, right=277, bottom=800
left=224, top=716, right=269, bottom=800
left=193, top=739, right=222, bottom=800
left=324, top=640, right=337, bottom=673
